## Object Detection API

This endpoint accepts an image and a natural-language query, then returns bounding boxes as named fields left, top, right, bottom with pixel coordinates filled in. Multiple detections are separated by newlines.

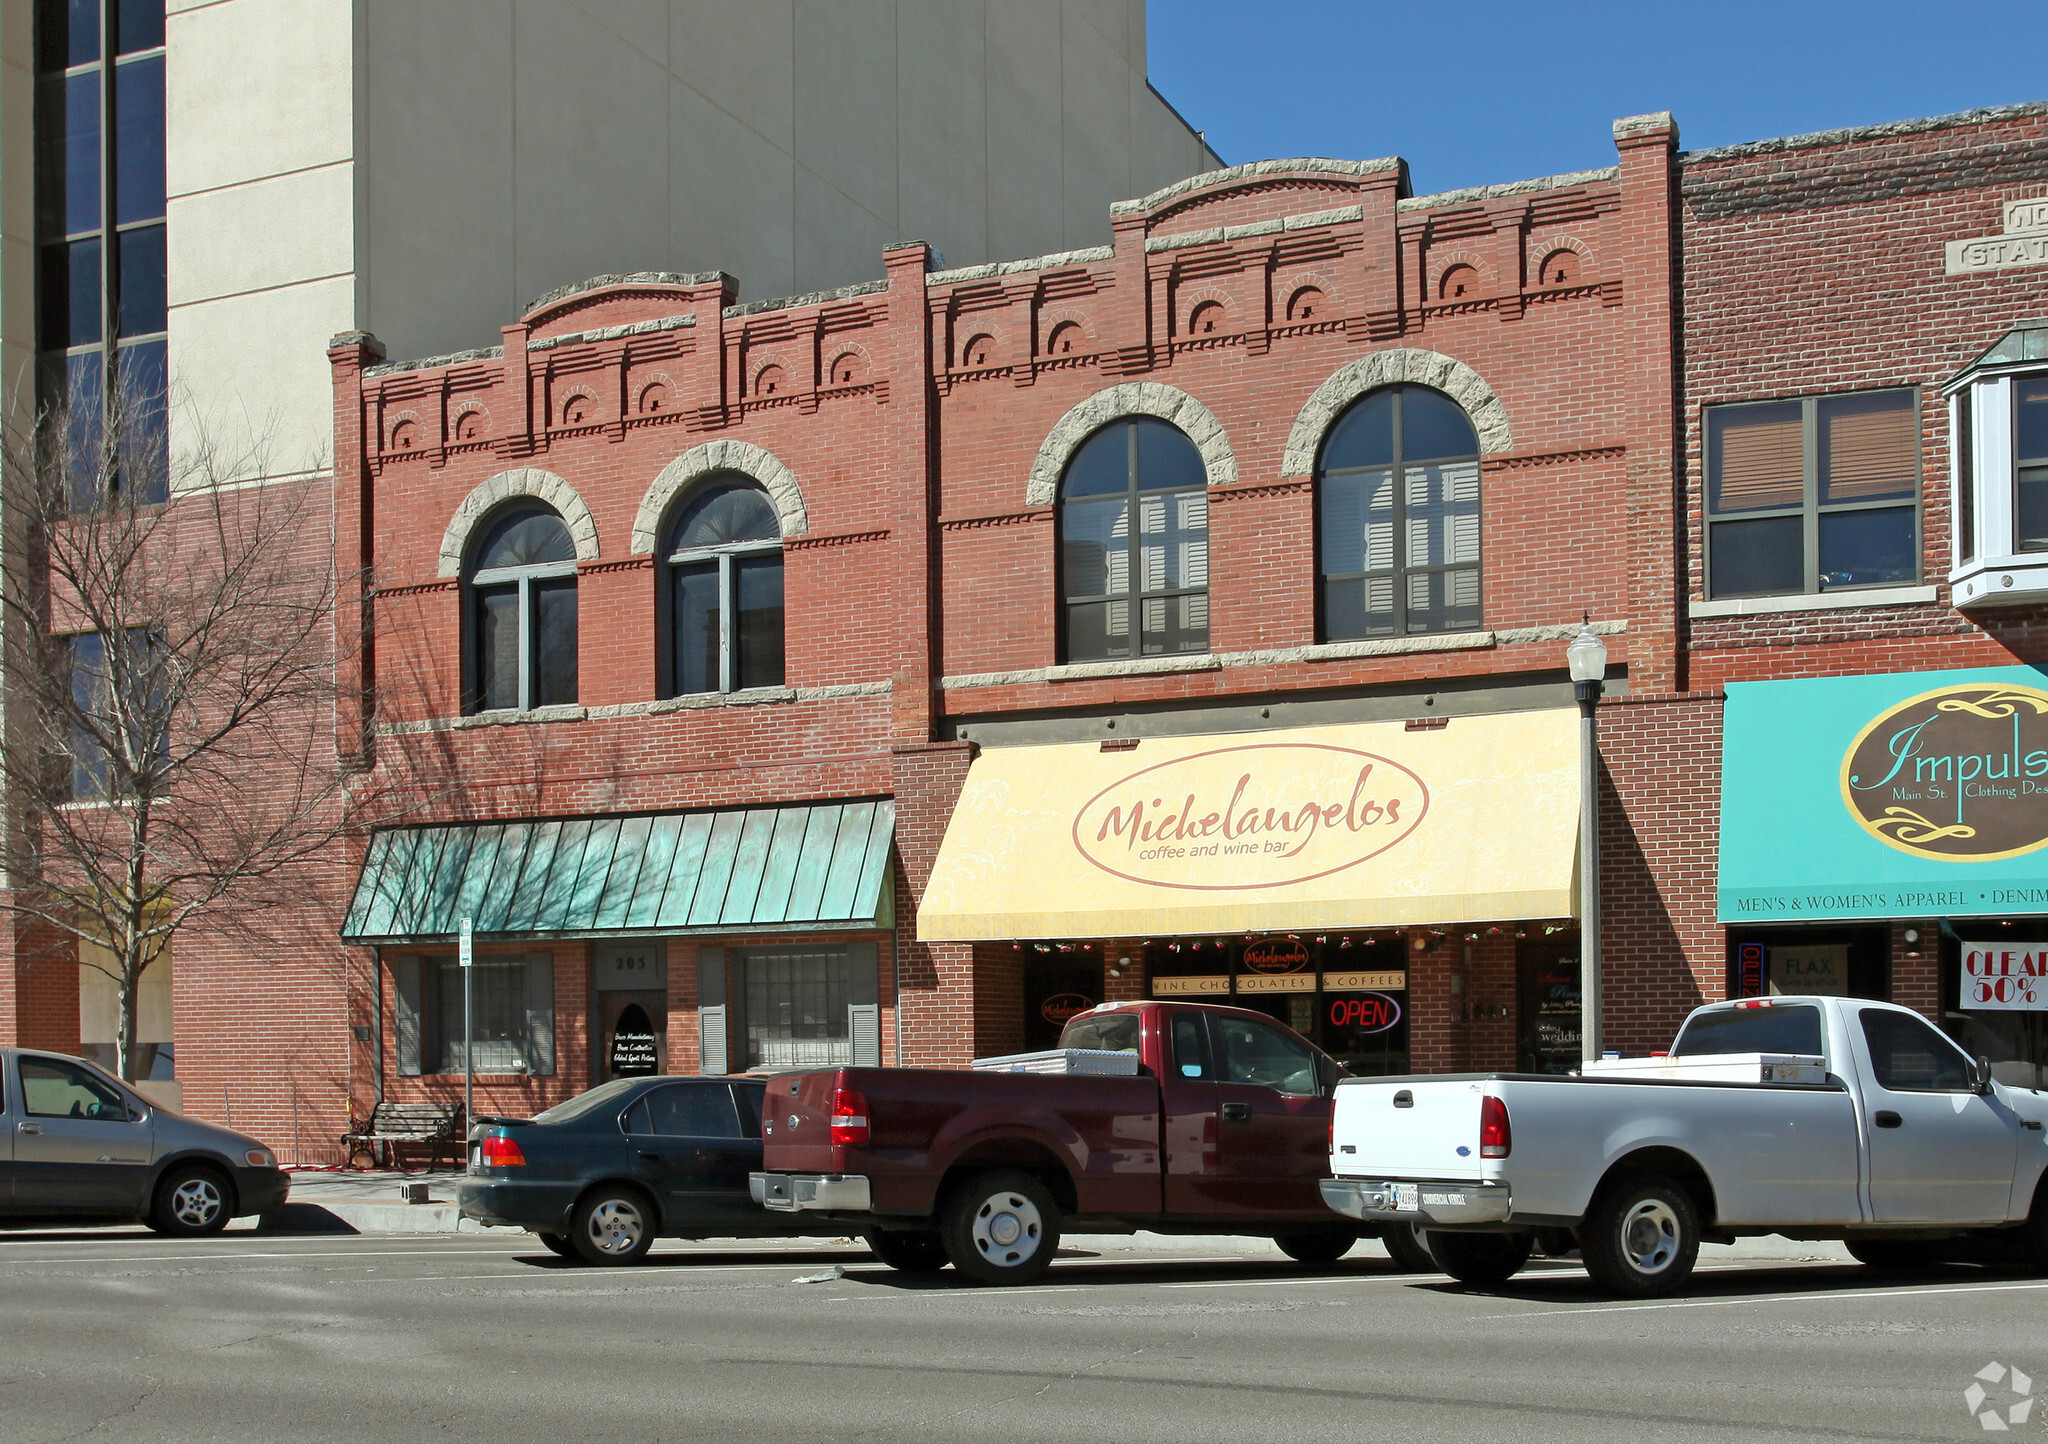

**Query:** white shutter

left=698, top=947, right=728, bottom=1075
left=847, top=942, right=880, bottom=1067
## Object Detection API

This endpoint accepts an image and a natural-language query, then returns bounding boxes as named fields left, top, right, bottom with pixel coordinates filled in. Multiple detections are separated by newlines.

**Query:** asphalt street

left=2, top=1227, right=2044, bottom=1443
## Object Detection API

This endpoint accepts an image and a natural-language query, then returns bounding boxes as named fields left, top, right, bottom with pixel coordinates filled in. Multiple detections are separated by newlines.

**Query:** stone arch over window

left=439, top=467, right=600, bottom=578
left=1026, top=382, right=1236, bottom=508
left=1281, top=349, right=1512, bottom=476
left=631, top=439, right=808, bottom=554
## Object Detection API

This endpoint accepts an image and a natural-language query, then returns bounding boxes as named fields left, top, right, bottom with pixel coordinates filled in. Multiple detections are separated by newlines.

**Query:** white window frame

left=1948, top=366, right=2048, bottom=609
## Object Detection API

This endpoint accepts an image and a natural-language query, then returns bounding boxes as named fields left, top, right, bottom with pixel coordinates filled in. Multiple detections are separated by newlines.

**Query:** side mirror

left=1974, top=1055, right=1996, bottom=1095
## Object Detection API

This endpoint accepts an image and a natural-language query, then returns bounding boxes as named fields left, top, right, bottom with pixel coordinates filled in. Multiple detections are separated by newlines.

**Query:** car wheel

left=865, top=1228, right=949, bottom=1274
left=1273, top=1227, right=1359, bottom=1266
left=534, top=1231, right=578, bottom=1260
left=940, top=1170, right=1060, bottom=1286
left=1845, top=1238, right=1951, bottom=1270
left=1426, top=1230, right=1533, bottom=1288
left=1580, top=1175, right=1701, bottom=1298
left=569, top=1187, right=656, bottom=1266
left=1380, top=1222, right=1437, bottom=1272
left=147, top=1164, right=234, bottom=1237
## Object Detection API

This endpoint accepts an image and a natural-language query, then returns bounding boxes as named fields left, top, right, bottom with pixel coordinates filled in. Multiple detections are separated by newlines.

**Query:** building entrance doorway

left=593, top=942, right=667, bottom=1082
left=1517, top=934, right=1582, bottom=1074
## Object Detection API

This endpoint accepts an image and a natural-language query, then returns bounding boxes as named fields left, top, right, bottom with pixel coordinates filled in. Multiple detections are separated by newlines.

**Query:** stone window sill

left=1688, top=585, right=1936, bottom=619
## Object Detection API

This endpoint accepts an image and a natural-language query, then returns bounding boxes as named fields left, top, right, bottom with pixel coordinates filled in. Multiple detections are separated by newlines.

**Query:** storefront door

left=1022, top=951, right=1104, bottom=1052
left=1517, top=936, right=1582, bottom=1074
left=593, top=942, right=668, bottom=1083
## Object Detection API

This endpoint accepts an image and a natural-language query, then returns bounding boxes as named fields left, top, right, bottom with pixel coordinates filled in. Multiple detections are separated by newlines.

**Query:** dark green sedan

left=458, top=1075, right=829, bottom=1265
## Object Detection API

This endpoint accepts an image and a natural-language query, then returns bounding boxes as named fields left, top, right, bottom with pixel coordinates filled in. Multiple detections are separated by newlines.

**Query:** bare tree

left=0, top=371, right=364, bottom=1081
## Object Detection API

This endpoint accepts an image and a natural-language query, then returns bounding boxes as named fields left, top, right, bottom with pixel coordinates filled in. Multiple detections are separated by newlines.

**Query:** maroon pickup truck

left=749, top=1000, right=1430, bottom=1285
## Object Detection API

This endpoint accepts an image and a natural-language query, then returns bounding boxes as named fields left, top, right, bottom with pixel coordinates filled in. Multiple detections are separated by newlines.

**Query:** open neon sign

left=1328, top=992, right=1402, bottom=1034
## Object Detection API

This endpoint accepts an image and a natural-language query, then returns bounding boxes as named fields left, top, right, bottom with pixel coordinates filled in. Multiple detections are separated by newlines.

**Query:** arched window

left=1316, top=385, right=1480, bottom=639
left=1059, top=418, right=1209, bottom=661
left=662, top=476, right=784, bottom=695
left=467, top=503, right=578, bottom=712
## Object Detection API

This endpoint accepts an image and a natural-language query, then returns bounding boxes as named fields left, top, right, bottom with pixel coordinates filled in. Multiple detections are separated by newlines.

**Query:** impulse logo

left=1842, top=683, right=2048, bottom=862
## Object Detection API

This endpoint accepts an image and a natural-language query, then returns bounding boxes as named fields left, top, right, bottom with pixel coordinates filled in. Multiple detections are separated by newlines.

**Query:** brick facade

left=6, top=101, right=2046, bottom=1161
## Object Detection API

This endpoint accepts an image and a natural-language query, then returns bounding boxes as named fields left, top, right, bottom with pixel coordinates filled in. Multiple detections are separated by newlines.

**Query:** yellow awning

left=917, top=711, right=1580, bottom=941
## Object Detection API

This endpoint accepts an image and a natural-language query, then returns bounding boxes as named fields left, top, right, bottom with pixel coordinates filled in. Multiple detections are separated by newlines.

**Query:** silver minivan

left=0, top=1047, right=289, bottom=1234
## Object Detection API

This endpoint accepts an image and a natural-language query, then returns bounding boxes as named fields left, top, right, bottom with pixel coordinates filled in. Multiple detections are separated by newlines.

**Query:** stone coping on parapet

left=926, top=246, right=1115, bottom=286
left=937, top=619, right=1628, bottom=690
left=363, top=346, right=504, bottom=378
left=1145, top=206, right=1366, bottom=252
left=1681, top=99, right=2048, bottom=163
left=524, top=270, right=730, bottom=317
left=724, top=280, right=889, bottom=319
left=1398, top=167, right=1620, bottom=212
left=525, top=314, right=696, bottom=351
left=1111, top=157, right=1407, bottom=217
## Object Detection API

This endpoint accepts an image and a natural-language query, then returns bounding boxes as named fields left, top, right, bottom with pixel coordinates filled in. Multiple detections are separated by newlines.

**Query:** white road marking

left=1480, top=1278, right=2048, bottom=1320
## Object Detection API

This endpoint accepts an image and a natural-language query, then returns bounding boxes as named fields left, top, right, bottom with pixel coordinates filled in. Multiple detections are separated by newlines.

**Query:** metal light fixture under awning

left=342, top=800, right=895, bottom=944
left=917, top=713, right=1580, bottom=942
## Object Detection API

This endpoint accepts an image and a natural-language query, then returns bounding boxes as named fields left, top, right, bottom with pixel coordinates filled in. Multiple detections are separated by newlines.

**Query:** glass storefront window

left=740, top=947, right=848, bottom=1069
left=1939, top=928, right=2048, bottom=1091
left=1144, top=934, right=1410, bottom=1074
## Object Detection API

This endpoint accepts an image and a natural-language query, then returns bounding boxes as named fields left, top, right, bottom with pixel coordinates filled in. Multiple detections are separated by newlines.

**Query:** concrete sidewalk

left=265, top=1170, right=1857, bottom=1267
left=269, top=1169, right=480, bottom=1234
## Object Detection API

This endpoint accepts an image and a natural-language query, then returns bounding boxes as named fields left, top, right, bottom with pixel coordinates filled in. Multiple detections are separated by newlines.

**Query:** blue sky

left=1146, top=1, right=2048, bottom=195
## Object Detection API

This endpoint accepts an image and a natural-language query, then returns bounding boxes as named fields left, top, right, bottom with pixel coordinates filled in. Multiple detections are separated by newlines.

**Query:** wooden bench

left=343, top=1101, right=465, bottom=1171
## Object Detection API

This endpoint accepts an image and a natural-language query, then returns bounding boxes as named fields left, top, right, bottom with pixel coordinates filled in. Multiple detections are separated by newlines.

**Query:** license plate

left=1392, top=1183, right=1420, bottom=1213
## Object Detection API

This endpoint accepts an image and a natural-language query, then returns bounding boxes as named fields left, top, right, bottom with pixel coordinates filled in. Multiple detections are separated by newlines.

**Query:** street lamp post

left=1567, top=619, right=1608, bottom=1065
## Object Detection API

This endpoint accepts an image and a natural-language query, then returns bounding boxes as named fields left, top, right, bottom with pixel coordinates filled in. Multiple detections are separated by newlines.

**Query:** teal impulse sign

left=1719, top=665, right=2048, bottom=922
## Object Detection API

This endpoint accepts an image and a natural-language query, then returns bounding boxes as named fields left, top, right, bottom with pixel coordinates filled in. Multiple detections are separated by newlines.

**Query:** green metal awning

left=341, top=800, right=895, bottom=943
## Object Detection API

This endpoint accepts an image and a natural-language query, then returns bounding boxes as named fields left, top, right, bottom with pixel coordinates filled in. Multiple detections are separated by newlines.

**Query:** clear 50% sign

left=1961, top=944, right=2048, bottom=1009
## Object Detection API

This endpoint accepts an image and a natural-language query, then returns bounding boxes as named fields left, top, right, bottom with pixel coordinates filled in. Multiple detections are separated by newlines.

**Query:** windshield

left=531, top=1076, right=643, bottom=1125
left=1671, top=1004, right=1823, bottom=1058
left=1058, top=1012, right=1141, bottom=1054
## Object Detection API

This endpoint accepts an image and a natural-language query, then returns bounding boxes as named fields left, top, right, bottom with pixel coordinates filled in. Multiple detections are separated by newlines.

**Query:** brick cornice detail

left=938, top=510, right=1048, bottom=532
left=1484, top=444, right=1628, bottom=470
left=1210, top=479, right=1311, bottom=502
left=785, top=528, right=891, bottom=552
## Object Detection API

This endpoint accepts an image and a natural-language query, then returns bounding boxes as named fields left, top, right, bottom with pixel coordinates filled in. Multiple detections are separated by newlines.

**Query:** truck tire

left=568, top=1186, right=657, bottom=1266
left=940, top=1171, right=1061, bottom=1286
left=1274, top=1227, right=1359, bottom=1266
left=1580, top=1175, right=1700, bottom=1298
left=1426, top=1230, right=1532, bottom=1287
left=1380, top=1223, right=1437, bottom=1272
left=147, top=1164, right=235, bottom=1237
left=865, top=1227, right=949, bottom=1274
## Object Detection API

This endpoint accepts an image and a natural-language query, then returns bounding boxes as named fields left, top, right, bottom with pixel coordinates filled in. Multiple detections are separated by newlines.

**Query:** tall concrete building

left=4, top=0, right=1221, bottom=481
left=0, top=0, right=1219, bottom=1093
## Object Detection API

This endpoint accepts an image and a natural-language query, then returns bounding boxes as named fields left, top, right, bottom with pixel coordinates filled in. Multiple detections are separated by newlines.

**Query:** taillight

left=1479, top=1095, right=1511, bottom=1160
left=830, top=1088, right=870, bottom=1146
left=481, top=1134, right=527, bottom=1167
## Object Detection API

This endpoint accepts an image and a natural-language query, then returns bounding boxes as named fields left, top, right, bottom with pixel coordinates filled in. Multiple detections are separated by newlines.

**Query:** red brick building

left=8, top=101, right=2047, bottom=1160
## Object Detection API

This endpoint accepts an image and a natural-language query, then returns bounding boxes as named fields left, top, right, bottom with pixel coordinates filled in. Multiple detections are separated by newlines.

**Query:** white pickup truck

left=1321, top=996, right=2048, bottom=1296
